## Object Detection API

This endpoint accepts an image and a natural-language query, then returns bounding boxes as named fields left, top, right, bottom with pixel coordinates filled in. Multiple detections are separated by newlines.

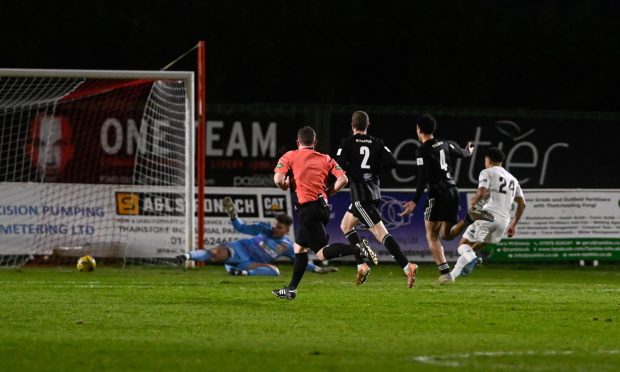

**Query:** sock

left=464, top=214, right=475, bottom=225
left=438, top=262, right=450, bottom=275
left=321, top=243, right=358, bottom=260
left=382, top=234, right=408, bottom=268
left=345, top=230, right=365, bottom=265
left=288, top=252, right=308, bottom=290
left=189, top=249, right=211, bottom=262
left=450, top=244, right=477, bottom=279
left=248, top=266, right=279, bottom=276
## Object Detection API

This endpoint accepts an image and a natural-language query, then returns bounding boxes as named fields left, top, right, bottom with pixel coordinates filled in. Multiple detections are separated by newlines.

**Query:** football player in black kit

left=400, top=114, right=491, bottom=284
left=336, top=111, right=419, bottom=288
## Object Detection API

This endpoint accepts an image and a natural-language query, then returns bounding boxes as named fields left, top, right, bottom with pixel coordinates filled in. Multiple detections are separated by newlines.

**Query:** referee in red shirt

left=272, top=126, right=362, bottom=300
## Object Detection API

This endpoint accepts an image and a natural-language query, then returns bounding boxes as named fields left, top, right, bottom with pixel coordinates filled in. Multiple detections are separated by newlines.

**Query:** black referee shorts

left=296, top=201, right=330, bottom=253
left=424, top=187, right=459, bottom=223
left=348, top=200, right=382, bottom=228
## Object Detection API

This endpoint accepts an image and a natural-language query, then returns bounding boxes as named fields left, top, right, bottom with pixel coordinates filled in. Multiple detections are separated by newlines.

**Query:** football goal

left=0, top=68, right=195, bottom=267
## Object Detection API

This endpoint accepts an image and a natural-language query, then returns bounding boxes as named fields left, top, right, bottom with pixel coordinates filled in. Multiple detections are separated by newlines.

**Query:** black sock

left=288, top=252, right=308, bottom=290
left=464, top=214, right=475, bottom=225
left=383, top=234, right=408, bottom=268
left=321, top=243, right=358, bottom=260
left=438, top=262, right=450, bottom=275
left=345, top=230, right=365, bottom=265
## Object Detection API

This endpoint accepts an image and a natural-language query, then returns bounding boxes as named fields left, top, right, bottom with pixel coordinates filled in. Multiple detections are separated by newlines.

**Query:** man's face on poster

left=26, top=115, right=74, bottom=179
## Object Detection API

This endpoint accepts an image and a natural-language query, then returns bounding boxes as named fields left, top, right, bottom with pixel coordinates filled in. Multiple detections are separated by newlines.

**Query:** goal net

left=0, top=69, right=195, bottom=267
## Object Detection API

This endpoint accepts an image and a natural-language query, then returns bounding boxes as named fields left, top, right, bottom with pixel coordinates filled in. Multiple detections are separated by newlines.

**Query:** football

left=76, top=255, right=96, bottom=272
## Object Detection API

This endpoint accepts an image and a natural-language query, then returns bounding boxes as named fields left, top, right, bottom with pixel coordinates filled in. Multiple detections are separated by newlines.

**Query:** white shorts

left=463, top=219, right=509, bottom=244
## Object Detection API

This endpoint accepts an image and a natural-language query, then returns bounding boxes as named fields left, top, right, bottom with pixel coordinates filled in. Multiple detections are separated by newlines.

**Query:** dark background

left=2, top=0, right=619, bottom=112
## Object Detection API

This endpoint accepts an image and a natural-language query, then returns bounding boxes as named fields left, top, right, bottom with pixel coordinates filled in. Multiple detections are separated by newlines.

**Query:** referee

left=272, top=126, right=358, bottom=300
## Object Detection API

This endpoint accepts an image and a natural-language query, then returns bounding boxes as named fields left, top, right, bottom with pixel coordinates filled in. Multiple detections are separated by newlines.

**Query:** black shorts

left=296, top=201, right=330, bottom=253
left=424, top=187, right=459, bottom=223
left=348, top=200, right=382, bottom=228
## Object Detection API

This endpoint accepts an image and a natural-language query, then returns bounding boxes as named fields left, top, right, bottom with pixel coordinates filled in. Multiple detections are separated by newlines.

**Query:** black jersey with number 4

left=413, top=138, right=469, bottom=203
left=336, top=133, right=398, bottom=202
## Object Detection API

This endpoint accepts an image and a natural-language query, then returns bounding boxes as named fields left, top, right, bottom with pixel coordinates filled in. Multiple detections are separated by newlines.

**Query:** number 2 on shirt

left=360, top=146, right=370, bottom=169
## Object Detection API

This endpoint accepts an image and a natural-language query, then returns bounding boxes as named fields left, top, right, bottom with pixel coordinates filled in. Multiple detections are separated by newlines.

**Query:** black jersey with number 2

left=413, top=138, right=469, bottom=203
left=336, top=133, right=398, bottom=202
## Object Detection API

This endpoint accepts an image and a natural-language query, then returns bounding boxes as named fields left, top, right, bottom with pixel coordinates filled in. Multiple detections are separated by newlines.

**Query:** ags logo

left=115, top=192, right=185, bottom=216
left=116, top=192, right=139, bottom=215
left=262, top=195, right=288, bottom=217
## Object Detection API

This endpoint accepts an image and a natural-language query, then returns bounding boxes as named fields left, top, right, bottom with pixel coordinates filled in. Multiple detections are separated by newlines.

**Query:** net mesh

left=0, top=72, right=193, bottom=267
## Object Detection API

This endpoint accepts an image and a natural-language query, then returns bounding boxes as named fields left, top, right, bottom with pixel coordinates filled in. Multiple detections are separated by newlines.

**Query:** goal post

left=0, top=68, right=195, bottom=267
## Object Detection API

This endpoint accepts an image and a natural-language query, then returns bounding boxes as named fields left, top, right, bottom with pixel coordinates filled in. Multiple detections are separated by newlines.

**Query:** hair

left=297, top=126, right=316, bottom=146
left=485, top=147, right=505, bottom=163
left=275, top=213, right=293, bottom=226
left=352, top=111, right=370, bottom=131
left=416, top=114, right=437, bottom=135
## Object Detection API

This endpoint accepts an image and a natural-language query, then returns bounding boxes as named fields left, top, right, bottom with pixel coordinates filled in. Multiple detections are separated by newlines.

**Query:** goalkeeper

left=176, top=197, right=337, bottom=276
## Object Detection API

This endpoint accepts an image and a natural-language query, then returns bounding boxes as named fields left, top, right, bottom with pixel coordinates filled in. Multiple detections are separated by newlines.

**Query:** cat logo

left=262, top=195, right=287, bottom=217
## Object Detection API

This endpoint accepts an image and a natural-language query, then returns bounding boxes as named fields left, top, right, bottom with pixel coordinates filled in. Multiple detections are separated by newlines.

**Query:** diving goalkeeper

left=176, top=197, right=338, bottom=276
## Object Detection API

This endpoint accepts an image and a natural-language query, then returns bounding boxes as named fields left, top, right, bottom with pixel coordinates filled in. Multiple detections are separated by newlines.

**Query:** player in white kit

left=450, top=147, right=526, bottom=280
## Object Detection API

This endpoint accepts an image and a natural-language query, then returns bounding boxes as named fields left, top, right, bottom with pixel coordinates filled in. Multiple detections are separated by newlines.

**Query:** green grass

left=1, top=263, right=619, bottom=371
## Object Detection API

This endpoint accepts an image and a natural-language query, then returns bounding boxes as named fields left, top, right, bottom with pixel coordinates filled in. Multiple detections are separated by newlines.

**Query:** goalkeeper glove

left=222, top=196, right=238, bottom=219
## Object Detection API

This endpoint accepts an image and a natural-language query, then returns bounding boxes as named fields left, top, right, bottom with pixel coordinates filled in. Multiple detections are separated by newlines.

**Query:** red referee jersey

left=275, top=148, right=345, bottom=204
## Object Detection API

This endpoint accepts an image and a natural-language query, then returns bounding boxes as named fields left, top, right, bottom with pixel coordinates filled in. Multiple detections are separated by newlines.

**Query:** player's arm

left=380, top=140, right=398, bottom=171
left=400, top=149, right=429, bottom=216
left=274, top=173, right=290, bottom=191
left=335, top=139, right=350, bottom=173
left=232, top=218, right=270, bottom=236
left=469, top=186, right=490, bottom=209
left=326, top=157, right=348, bottom=196
left=470, top=168, right=490, bottom=208
left=507, top=188, right=526, bottom=237
left=448, top=141, right=474, bottom=158
left=274, top=153, right=291, bottom=190
left=330, top=174, right=348, bottom=195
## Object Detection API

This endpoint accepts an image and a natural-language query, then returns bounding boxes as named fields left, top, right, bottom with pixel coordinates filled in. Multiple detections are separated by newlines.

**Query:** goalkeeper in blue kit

left=176, top=197, right=337, bottom=276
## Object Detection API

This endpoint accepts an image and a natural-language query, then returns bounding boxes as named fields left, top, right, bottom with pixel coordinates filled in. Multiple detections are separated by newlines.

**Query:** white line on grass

left=413, top=349, right=620, bottom=367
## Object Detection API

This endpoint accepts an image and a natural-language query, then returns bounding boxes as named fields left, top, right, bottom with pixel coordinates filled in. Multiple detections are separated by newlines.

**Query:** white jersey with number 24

left=478, top=166, right=524, bottom=221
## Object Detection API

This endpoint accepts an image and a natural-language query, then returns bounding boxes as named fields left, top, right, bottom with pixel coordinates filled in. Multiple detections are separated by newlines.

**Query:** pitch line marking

left=413, top=349, right=620, bottom=367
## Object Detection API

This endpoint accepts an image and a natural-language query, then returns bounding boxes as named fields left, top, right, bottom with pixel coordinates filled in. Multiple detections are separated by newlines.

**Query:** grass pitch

left=1, top=263, right=619, bottom=371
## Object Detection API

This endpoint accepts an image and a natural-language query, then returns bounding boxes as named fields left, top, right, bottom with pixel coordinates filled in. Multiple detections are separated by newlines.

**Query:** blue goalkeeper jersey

left=229, top=218, right=295, bottom=263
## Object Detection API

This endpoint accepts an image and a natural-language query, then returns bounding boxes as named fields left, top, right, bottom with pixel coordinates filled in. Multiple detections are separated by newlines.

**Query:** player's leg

left=450, top=220, right=503, bottom=280
left=440, top=220, right=464, bottom=241
left=424, top=219, right=453, bottom=283
left=317, top=205, right=368, bottom=262
left=273, top=243, right=306, bottom=300
left=339, top=209, right=370, bottom=267
left=226, top=263, right=280, bottom=276
left=340, top=210, right=371, bottom=285
left=449, top=236, right=479, bottom=280
left=351, top=201, right=380, bottom=265
left=247, top=263, right=280, bottom=276
left=176, top=244, right=231, bottom=264
left=274, top=203, right=326, bottom=299
left=438, top=188, right=464, bottom=241
left=425, top=191, right=458, bottom=283
left=343, top=203, right=379, bottom=265
left=441, top=214, right=494, bottom=241
left=368, top=220, right=418, bottom=288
